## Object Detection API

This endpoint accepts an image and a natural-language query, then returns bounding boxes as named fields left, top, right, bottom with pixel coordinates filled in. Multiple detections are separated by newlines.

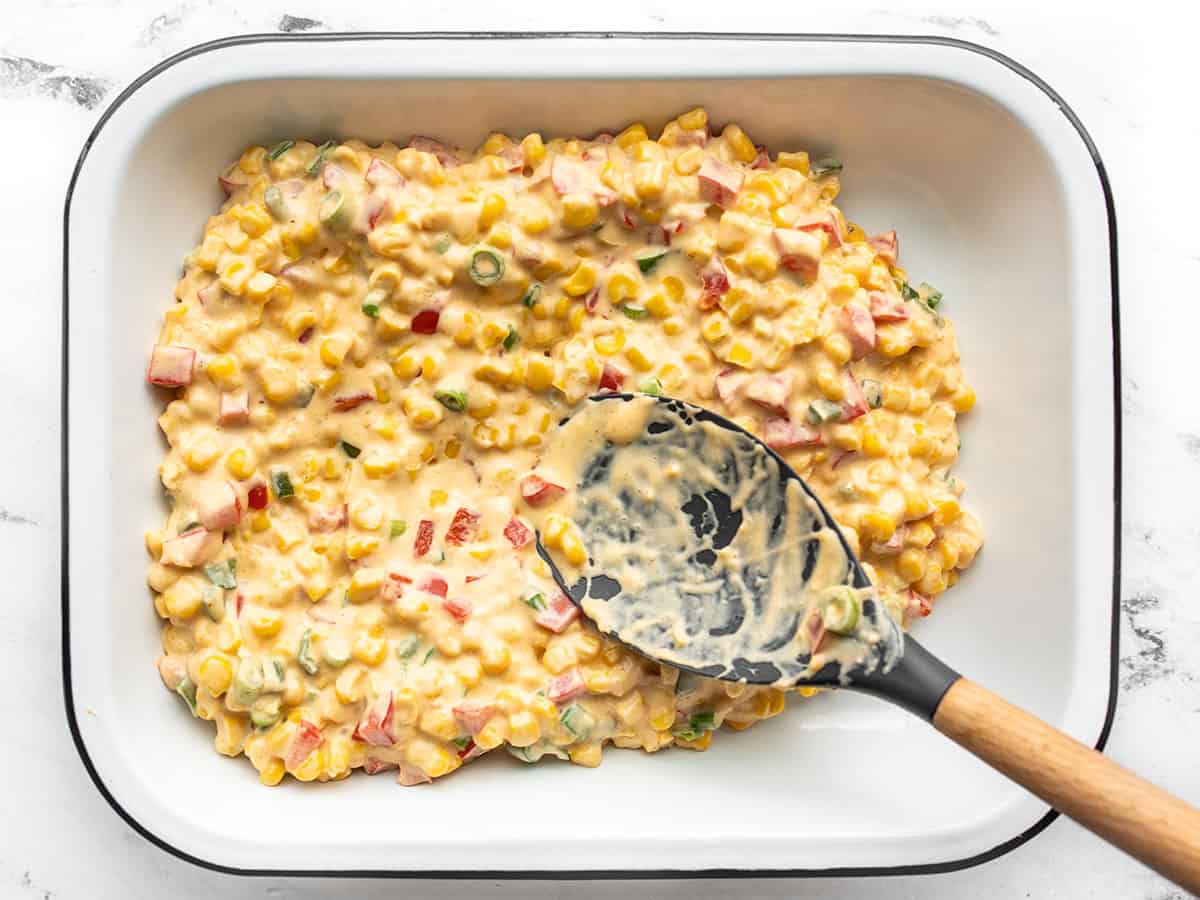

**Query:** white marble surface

left=1, top=0, right=1188, bottom=896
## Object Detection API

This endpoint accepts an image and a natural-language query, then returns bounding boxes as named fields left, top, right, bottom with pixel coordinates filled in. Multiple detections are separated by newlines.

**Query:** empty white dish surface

left=63, top=33, right=1118, bottom=876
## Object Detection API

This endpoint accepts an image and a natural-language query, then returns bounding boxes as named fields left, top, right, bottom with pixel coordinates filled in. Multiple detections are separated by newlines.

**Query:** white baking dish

left=62, top=32, right=1119, bottom=877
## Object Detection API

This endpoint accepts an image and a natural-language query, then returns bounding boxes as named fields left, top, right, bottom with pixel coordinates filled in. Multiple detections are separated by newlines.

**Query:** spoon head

left=534, top=393, right=903, bottom=689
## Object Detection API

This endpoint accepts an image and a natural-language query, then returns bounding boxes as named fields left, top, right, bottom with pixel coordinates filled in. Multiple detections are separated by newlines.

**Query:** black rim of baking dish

left=60, top=30, right=1122, bottom=880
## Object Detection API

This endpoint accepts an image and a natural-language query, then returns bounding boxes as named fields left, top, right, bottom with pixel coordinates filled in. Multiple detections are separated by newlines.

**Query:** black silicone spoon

left=534, top=393, right=1200, bottom=893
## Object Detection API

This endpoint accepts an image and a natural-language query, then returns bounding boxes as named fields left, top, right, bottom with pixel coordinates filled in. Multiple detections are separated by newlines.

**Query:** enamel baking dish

left=62, top=32, right=1120, bottom=877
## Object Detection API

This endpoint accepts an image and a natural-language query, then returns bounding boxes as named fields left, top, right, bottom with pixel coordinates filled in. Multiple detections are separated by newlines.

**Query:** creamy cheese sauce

left=143, top=109, right=981, bottom=787
left=530, top=395, right=899, bottom=686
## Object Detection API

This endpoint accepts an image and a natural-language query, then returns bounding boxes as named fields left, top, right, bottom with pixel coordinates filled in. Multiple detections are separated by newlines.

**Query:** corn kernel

left=593, top=329, right=626, bottom=356
left=346, top=535, right=381, bottom=559
left=562, top=193, right=598, bottom=229
left=673, top=146, right=704, bottom=175
left=352, top=635, right=387, bottom=666
left=607, top=272, right=639, bottom=303
left=248, top=611, right=283, bottom=638
left=184, top=434, right=221, bottom=472
left=726, top=342, right=754, bottom=369
left=198, top=654, right=233, bottom=695
left=624, top=344, right=653, bottom=372
left=744, top=246, right=778, bottom=282
left=206, top=354, right=241, bottom=388
left=507, top=710, right=540, bottom=747
left=858, top=511, right=897, bottom=543
left=224, top=447, right=256, bottom=480
left=701, top=313, right=731, bottom=344
left=952, top=385, right=976, bottom=413
left=633, top=160, right=668, bottom=199
left=615, top=123, right=649, bottom=150
left=776, top=151, right=810, bottom=174
left=563, top=262, right=597, bottom=297
left=259, top=758, right=286, bottom=786
left=521, top=133, right=546, bottom=167
left=722, top=124, right=757, bottom=163
left=320, top=333, right=353, bottom=367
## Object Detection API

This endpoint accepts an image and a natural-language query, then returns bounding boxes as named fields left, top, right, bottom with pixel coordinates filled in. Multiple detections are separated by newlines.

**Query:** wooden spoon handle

left=934, top=678, right=1200, bottom=892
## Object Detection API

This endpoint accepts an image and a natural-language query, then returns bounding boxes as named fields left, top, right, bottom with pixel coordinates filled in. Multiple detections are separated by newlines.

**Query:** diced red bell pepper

left=795, top=211, right=843, bottom=249
left=698, top=263, right=730, bottom=310
left=841, top=371, right=869, bottom=422
left=534, top=591, right=579, bottom=633
left=285, top=720, right=323, bottom=770
left=698, top=156, right=744, bottom=209
left=147, top=344, right=196, bottom=388
left=333, top=391, right=372, bottom=412
left=413, top=519, right=434, bottom=557
left=443, top=596, right=472, bottom=623
left=744, top=374, right=792, bottom=417
left=195, top=481, right=242, bottom=531
left=868, top=230, right=898, bottom=266
left=839, top=305, right=877, bottom=360
left=869, top=291, right=909, bottom=323
left=419, top=573, right=448, bottom=598
left=598, top=362, right=626, bottom=392
left=456, top=738, right=480, bottom=760
left=547, top=668, right=587, bottom=703
left=444, top=507, right=481, bottom=546
left=411, top=309, right=440, bottom=335
left=354, top=692, right=396, bottom=747
left=762, top=418, right=823, bottom=451
left=247, top=483, right=269, bottom=510
left=160, top=527, right=222, bottom=568
left=520, top=475, right=566, bottom=506
left=504, top=517, right=534, bottom=549
left=452, top=701, right=497, bottom=736
left=298, top=326, right=315, bottom=344
left=218, top=390, right=249, bottom=426
left=904, top=589, right=934, bottom=627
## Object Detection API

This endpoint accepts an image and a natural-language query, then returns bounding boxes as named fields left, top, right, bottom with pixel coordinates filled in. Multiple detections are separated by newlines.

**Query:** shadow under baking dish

left=61, top=31, right=1120, bottom=878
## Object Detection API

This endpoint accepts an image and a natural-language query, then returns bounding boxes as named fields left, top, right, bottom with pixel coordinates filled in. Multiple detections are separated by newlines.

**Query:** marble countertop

left=2, top=1, right=1186, bottom=896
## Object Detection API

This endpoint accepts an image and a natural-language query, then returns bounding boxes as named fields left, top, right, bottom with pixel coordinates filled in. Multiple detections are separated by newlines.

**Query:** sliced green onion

left=233, top=658, right=264, bottom=703
left=810, top=157, right=843, bottom=177
left=262, top=659, right=281, bottom=689
left=264, top=185, right=288, bottom=220
left=293, top=382, right=315, bottom=408
left=525, top=592, right=547, bottom=611
left=917, top=282, right=943, bottom=310
left=622, top=304, right=648, bottom=319
left=899, top=280, right=919, bottom=302
left=507, top=745, right=536, bottom=763
left=559, top=703, right=595, bottom=739
left=266, top=139, right=294, bottom=161
left=819, top=586, right=862, bottom=636
left=390, top=519, right=407, bottom=539
left=502, top=325, right=520, bottom=351
left=521, top=283, right=542, bottom=308
left=639, top=378, right=663, bottom=397
left=807, top=399, right=843, bottom=425
left=203, top=558, right=237, bottom=590
left=297, top=629, right=319, bottom=675
left=362, top=301, right=380, bottom=318
left=175, top=676, right=198, bottom=716
left=862, top=379, right=884, bottom=410
left=250, top=695, right=282, bottom=729
left=201, top=584, right=225, bottom=622
left=178, top=520, right=200, bottom=535
left=688, top=711, right=715, bottom=732
left=434, top=389, right=468, bottom=412
left=468, top=247, right=506, bottom=286
left=432, top=234, right=452, bottom=254
left=322, top=635, right=351, bottom=668
left=271, top=468, right=294, bottom=499
left=396, top=635, right=420, bottom=660
left=306, top=139, right=337, bottom=177
left=452, top=736, right=471, bottom=750
left=319, top=190, right=352, bottom=231
left=340, top=440, right=361, bottom=459
left=636, top=250, right=670, bottom=274
left=361, top=287, right=387, bottom=320
left=422, top=647, right=436, bottom=665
